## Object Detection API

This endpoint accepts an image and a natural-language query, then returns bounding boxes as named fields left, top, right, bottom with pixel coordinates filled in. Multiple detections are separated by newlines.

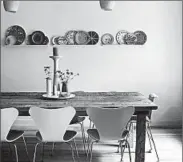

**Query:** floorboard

left=1, top=126, right=182, bottom=162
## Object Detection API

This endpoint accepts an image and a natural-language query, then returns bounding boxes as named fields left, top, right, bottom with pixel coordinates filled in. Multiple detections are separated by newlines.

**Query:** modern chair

left=51, top=115, right=87, bottom=156
left=70, top=115, right=87, bottom=153
left=1, top=107, right=29, bottom=162
left=86, top=106, right=135, bottom=162
left=123, top=93, right=159, bottom=162
left=29, top=106, right=79, bottom=162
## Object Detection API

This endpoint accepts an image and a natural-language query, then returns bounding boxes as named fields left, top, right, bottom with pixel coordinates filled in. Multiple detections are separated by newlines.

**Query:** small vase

left=46, top=77, right=52, bottom=96
left=62, top=82, right=69, bottom=93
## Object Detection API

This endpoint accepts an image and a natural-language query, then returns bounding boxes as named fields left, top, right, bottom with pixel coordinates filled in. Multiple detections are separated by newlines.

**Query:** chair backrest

left=29, top=106, right=76, bottom=142
left=86, top=106, right=134, bottom=141
left=1, top=108, right=19, bottom=141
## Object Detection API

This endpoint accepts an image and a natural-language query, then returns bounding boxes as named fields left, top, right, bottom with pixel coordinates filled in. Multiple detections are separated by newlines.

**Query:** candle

left=53, top=47, right=59, bottom=56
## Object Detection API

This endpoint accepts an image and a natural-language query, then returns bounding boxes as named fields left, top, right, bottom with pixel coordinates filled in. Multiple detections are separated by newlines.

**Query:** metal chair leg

left=73, top=139, right=80, bottom=162
left=33, top=143, right=40, bottom=162
left=120, top=141, right=125, bottom=162
left=22, top=135, right=30, bottom=161
left=80, top=122, right=87, bottom=154
left=65, top=142, right=76, bottom=162
left=126, top=140, right=132, bottom=162
left=147, top=125, right=160, bottom=162
left=13, top=144, right=18, bottom=162
left=146, top=126, right=153, bottom=153
left=89, top=141, right=95, bottom=162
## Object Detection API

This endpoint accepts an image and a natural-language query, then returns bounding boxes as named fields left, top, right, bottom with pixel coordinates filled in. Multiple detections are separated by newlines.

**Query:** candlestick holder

left=49, top=56, right=63, bottom=96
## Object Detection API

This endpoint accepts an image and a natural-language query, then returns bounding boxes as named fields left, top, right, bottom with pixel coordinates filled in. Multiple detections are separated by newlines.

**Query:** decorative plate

left=5, top=25, right=26, bottom=45
left=116, top=30, right=129, bottom=45
left=42, top=93, right=75, bottom=100
left=124, top=33, right=137, bottom=45
left=87, top=31, right=99, bottom=45
left=56, top=36, right=68, bottom=45
left=65, top=30, right=77, bottom=45
left=101, top=33, right=114, bottom=45
left=30, top=31, right=45, bottom=45
left=134, top=30, right=147, bottom=45
left=75, top=31, right=90, bottom=45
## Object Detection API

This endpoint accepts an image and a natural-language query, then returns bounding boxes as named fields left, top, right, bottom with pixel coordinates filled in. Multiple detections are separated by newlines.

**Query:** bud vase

left=62, top=82, right=69, bottom=93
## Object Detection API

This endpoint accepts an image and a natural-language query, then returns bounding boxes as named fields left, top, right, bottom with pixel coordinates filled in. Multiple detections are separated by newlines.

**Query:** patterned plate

left=116, top=30, right=129, bottom=45
left=30, top=31, right=45, bottom=45
left=134, top=30, right=147, bottom=45
left=56, top=36, right=68, bottom=45
left=75, top=31, right=90, bottom=45
left=65, top=30, right=77, bottom=45
left=5, top=25, right=26, bottom=45
left=101, top=33, right=114, bottom=45
left=124, top=33, right=137, bottom=45
left=87, top=31, right=99, bottom=45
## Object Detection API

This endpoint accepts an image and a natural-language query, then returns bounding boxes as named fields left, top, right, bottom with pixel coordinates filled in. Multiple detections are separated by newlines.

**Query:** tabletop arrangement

left=43, top=47, right=79, bottom=100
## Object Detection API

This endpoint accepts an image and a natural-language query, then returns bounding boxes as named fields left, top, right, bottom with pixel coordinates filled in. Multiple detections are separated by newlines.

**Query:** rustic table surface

left=0, top=91, right=158, bottom=162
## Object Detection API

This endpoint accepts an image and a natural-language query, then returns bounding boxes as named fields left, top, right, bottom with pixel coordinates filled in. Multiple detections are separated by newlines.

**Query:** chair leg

left=33, top=143, right=40, bottom=162
left=13, top=143, right=18, bottom=162
left=126, top=140, right=132, bottom=162
left=65, top=142, right=76, bottom=162
left=73, top=139, right=80, bottom=162
left=147, top=125, right=160, bottom=162
left=22, top=135, right=30, bottom=161
left=146, top=126, right=153, bottom=153
left=120, top=141, right=125, bottom=162
left=89, top=141, right=95, bottom=162
left=80, top=122, right=87, bottom=154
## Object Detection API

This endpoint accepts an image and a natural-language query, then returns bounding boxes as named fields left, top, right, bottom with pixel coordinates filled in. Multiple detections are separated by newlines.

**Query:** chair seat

left=6, top=130, right=24, bottom=142
left=87, top=129, right=129, bottom=142
left=70, top=116, right=85, bottom=125
left=87, top=129, right=100, bottom=141
left=36, top=130, right=77, bottom=142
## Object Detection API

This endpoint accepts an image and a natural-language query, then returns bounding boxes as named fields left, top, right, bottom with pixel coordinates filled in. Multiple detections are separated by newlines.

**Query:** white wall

left=1, top=1, right=182, bottom=127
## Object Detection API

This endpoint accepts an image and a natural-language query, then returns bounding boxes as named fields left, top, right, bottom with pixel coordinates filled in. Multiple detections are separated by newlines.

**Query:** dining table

left=0, top=91, right=158, bottom=162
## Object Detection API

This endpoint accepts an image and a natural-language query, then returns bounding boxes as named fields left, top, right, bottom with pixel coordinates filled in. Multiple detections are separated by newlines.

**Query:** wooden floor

left=1, top=126, right=182, bottom=162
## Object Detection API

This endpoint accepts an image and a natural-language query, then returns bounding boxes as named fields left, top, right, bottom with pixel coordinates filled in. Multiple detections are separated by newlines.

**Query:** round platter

left=133, top=30, right=147, bottom=45
left=65, top=30, right=77, bottom=45
left=116, top=30, right=129, bottom=45
left=30, top=31, right=45, bottom=45
left=42, top=93, right=75, bottom=100
left=124, top=33, right=137, bottom=45
left=5, top=25, right=26, bottom=45
left=101, top=33, right=114, bottom=45
left=87, top=31, right=99, bottom=45
left=75, top=31, right=90, bottom=45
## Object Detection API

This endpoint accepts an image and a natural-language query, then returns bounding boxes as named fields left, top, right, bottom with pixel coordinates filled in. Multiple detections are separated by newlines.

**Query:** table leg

left=135, top=113, right=147, bottom=162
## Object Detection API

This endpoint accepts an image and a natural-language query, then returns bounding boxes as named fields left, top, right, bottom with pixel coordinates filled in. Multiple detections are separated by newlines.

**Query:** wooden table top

left=0, top=92, right=158, bottom=116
